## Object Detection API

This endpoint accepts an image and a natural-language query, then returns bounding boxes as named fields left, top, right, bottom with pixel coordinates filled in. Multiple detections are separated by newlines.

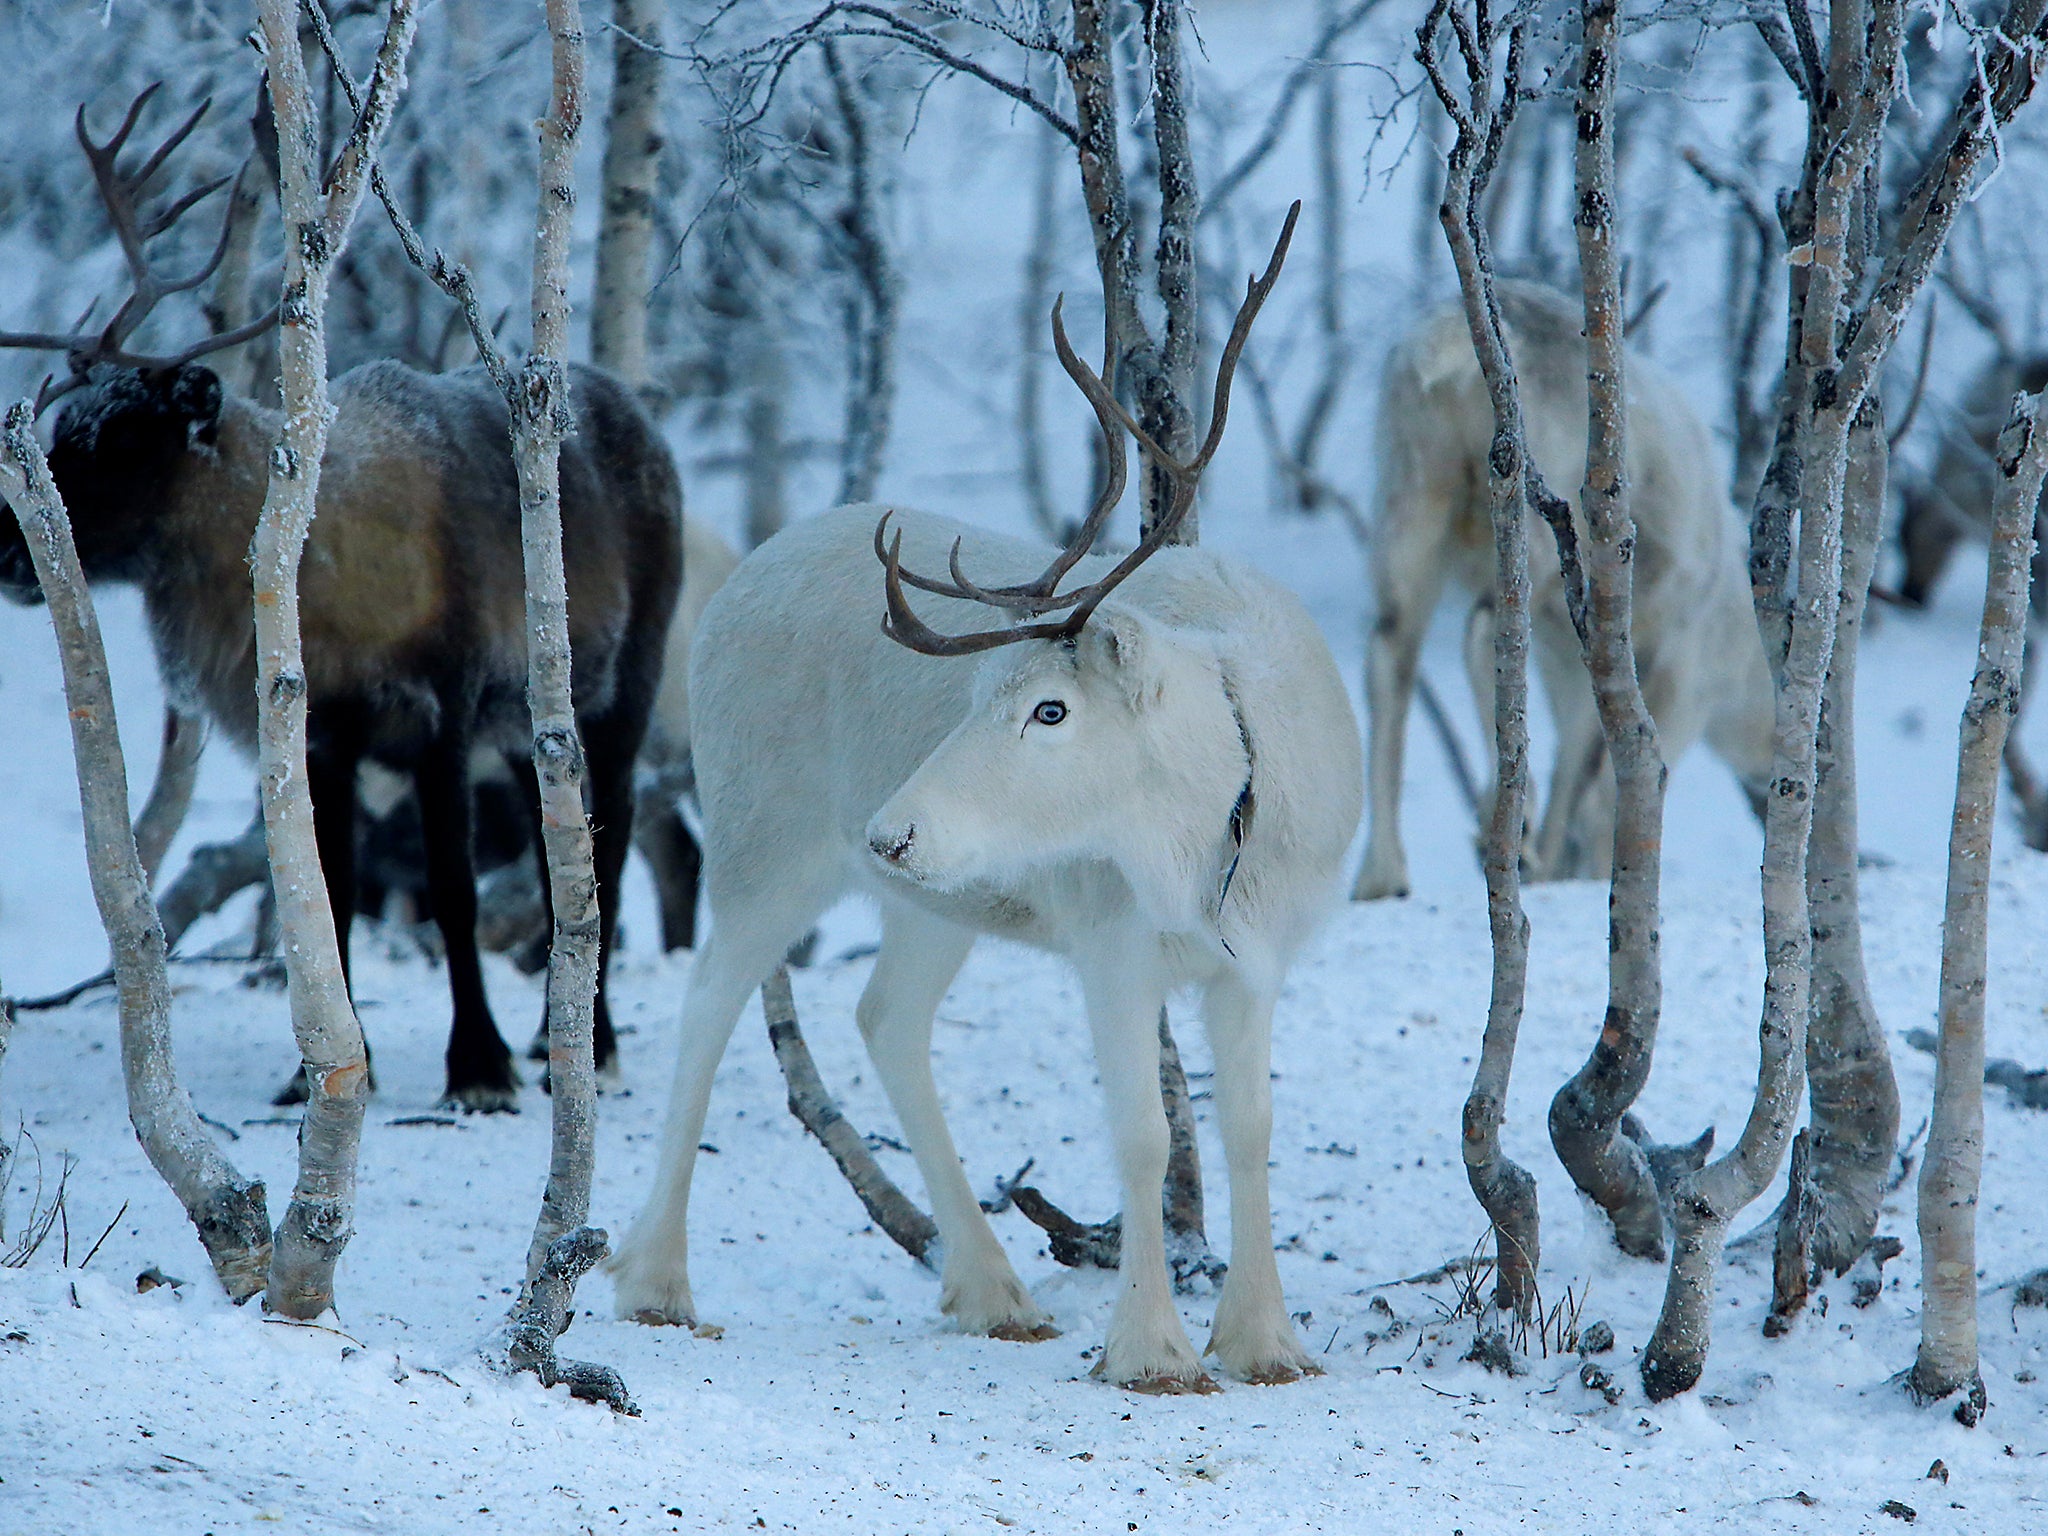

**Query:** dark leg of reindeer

left=416, top=735, right=519, bottom=1113
left=584, top=715, right=640, bottom=1078
left=634, top=785, right=701, bottom=951
left=273, top=724, right=370, bottom=1106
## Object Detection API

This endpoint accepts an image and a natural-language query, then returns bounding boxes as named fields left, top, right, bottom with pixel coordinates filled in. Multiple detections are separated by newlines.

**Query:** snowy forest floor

left=8, top=577, right=2048, bottom=1533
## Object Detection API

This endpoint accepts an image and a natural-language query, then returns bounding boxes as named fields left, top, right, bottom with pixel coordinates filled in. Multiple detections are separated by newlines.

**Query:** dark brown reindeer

left=0, top=88, right=681, bottom=1110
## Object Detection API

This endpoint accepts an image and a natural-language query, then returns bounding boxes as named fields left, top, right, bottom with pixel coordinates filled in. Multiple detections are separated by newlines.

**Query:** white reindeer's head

left=865, top=202, right=1298, bottom=928
left=866, top=607, right=1247, bottom=922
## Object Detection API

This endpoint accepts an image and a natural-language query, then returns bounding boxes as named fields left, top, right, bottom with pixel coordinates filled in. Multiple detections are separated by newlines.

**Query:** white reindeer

left=612, top=223, right=1364, bottom=1391
left=1353, top=281, right=1775, bottom=901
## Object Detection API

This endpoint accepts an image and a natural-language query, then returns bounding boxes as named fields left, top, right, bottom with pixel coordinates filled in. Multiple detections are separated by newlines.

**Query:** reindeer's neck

left=140, top=396, right=279, bottom=745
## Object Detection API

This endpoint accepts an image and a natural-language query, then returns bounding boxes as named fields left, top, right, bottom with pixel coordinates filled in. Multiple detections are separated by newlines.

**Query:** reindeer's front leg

left=1201, top=972, right=1315, bottom=1384
left=1080, top=954, right=1213, bottom=1393
left=859, top=903, right=1053, bottom=1340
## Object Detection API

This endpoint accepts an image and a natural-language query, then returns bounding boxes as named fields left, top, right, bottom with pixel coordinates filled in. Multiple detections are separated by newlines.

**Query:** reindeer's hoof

left=271, top=1067, right=310, bottom=1107
left=987, top=1320, right=1062, bottom=1343
left=1099, top=1364, right=1222, bottom=1396
left=440, top=1081, right=520, bottom=1115
left=1239, top=1359, right=1324, bottom=1386
left=1350, top=870, right=1410, bottom=902
left=629, top=1307, right=690, bottom=1328
left=525, top=1026, right=549, bottom=1063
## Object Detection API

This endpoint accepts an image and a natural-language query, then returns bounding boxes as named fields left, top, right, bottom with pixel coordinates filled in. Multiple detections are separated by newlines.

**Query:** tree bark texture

left=1545, top=0, right=1670, bottom=1264
left=1771, top=403, right=1898, bottom=1328
left=0, top=410, right=270, bottom=1303
left=512, top=0, right=608, bottom=1301
left=252, top=0, right=419, bottom=1321
left=1913, top=389, right=2048, bottom=1410
left=590, top=0, right=662, bottom=390
left=1419, top=0, right=1542, bottom=1317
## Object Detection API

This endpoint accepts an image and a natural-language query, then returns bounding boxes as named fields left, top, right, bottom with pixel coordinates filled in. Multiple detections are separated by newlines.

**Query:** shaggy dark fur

left=0, top=360, right=682, bottom=1110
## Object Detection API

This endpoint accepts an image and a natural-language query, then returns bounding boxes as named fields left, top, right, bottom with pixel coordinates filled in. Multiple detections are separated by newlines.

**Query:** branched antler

left=875, top=200, right=1300, bottom=657
left=0, top=86, right=281, bottom=413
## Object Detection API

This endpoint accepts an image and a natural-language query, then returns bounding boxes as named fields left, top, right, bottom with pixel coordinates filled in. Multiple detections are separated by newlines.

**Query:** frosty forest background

left=7, top=0, right=2048, bottom=1529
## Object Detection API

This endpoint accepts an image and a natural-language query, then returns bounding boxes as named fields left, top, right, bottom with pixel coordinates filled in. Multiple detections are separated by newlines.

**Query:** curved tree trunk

left=1912, top=388, right=2048, bottom=1413
left=252, top=0, right=419, bottom=1321
left=1544, top=0, right=1670, bottom=1263
left=0, top=414, right=270, bottom=1301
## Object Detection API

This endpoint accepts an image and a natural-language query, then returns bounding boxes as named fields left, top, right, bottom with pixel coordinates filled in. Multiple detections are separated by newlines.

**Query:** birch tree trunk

left=1912, top=388, right=2048, bottom=1415
left=1544, top=0, right=1671, bottom=1262
left=1770, top=404, right=1898, bottom=1328
left=590, top=0, right=661, bottom=389
left=1642, top=0, right=1904, bottom=1399
left=1418, top=0, right=1542, bottom=1316
left=822, top=41, right=898, bottom=506
left=511, top=0, right=607, bottom=1298
left=252, top=0, right=419, bottom=1321
left=0, top=410, right=271, bottom=1302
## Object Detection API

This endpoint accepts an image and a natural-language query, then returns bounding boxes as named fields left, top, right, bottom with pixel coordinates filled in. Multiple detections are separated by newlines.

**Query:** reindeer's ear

left=1083, top=606, right=1165, bottom=710
left=167, top=365, right=224, bottom=446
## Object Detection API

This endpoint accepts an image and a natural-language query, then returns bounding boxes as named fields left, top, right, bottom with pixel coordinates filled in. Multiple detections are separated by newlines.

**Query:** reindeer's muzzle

left=868, top=823, right=917, bottom=869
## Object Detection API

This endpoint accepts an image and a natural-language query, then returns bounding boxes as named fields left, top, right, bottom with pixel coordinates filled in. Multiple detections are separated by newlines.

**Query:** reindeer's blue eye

left=1032, top=700, right=1068, bottom=727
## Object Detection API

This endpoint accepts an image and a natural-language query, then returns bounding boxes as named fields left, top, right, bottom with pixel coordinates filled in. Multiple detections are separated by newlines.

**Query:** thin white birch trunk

left=513, top=0, right=605, bottom=1296
left=1419, top=0, right=1542, bottom=1317
left=252, top=0, right=419, bottom=1321
left=590, top=0, right=661, bottom=388
left=1912, top=389, right=2048, bottom=1415
left=0, top=410, right=271, bottom=1301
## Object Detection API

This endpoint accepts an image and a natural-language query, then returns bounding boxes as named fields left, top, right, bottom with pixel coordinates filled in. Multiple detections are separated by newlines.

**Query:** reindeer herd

left=0, top=86, right=2034, bottom=1395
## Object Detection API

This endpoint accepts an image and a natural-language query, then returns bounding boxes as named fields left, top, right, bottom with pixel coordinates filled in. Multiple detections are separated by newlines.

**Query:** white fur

left=611, top=504, right=1363, bottom=1390
left=1354, top=282, right=1775, bottom=900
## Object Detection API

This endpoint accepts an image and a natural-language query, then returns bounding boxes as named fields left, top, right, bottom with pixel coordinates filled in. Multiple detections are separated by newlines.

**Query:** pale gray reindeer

left=612, top=217, right=1364, bottom=1393
left=1354, top=282, right=1774, bottom=900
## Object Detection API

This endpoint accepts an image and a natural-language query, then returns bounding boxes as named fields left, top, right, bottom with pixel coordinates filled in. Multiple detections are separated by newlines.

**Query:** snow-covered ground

left=9, top=4, right=2048, bottom=1532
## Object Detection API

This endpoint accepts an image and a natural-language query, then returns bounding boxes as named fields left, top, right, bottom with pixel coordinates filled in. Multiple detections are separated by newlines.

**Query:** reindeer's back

left=169, top=360, right=679, bottom=751
left=689, top=505, right=1358, bottom=945
left=1380, top=282, right=1740, bottom=652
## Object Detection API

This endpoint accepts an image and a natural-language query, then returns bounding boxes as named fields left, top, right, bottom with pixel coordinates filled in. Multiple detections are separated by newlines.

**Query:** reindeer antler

left=0, top=85, right=281, bottom=414
left=877, top=200, right=1300, bottom=657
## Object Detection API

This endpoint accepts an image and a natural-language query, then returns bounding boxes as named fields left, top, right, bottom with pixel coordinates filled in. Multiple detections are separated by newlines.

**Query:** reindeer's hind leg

left=274, top=718, right=370, bottom=1106
left=860, top=900, right=1052, bottom=1340
left=417, top=733, right=520, bottom=1113
left=611, top=852, right=835, bottom=1328
left=1356, top=494, right=1453, bottom=901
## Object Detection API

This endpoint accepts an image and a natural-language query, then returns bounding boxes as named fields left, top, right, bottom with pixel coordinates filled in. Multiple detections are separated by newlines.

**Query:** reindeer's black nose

left=870, top=826, right=915, bottom=865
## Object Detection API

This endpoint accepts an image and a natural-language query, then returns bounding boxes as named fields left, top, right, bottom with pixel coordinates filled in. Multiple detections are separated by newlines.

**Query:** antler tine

left=877, top=515, right=1079, bottom=656
left=873, top=201, right=1295, bottom=657
left=129, top=96, right=213, bottom=198
left=75, top=83, right=162, bottom=163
